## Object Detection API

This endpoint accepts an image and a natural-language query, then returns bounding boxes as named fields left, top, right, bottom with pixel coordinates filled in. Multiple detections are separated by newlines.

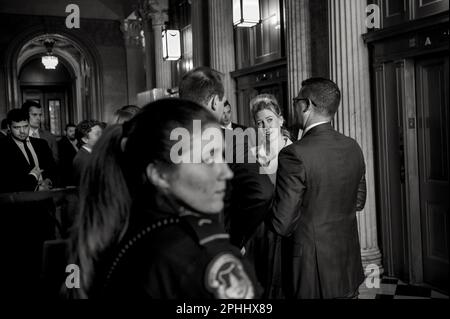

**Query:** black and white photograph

left=0, top=0, right=448, bottom=309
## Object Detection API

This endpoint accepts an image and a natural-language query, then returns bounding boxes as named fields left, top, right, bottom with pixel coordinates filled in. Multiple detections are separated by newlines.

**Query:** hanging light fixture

left=41, top=39, right=59, bottom=70
left=162, top=26, right=181, bottom=61
left=233, top=0, right=261, bottom=28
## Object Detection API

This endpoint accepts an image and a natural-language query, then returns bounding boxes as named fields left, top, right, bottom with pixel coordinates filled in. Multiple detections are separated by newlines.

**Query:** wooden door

left=415, top=55, right=449, bottom=291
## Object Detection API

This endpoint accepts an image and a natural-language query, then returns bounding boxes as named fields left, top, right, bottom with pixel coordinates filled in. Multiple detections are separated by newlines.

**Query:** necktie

left=22, top=140, right=36, bottom=168
left=32, top=131, right=39, bottom=138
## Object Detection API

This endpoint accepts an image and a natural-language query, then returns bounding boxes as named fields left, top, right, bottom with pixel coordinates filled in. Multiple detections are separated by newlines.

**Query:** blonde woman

left=246, top=94, right=292, bottom=298
left=250, top=94, right=292, bottom=185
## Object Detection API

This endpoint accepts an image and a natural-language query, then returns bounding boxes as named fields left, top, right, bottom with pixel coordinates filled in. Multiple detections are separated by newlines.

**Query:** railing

left=0, top=187, right=79, bottom=298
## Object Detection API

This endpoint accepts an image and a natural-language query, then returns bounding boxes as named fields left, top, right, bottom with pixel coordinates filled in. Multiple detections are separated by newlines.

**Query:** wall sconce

left=233, top=0, right=261, bottom=28
left=162, top=27, right=181, bottom=61
left=41, top=39, right=59, bottom=69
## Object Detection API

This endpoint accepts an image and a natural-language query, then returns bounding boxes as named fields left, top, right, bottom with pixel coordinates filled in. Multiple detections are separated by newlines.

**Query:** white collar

left=82, top=145, right=92, bottom=153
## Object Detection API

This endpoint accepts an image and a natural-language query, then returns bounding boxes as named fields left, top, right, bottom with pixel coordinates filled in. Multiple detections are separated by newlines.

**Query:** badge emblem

left=205, top=253, right=254, bottom=299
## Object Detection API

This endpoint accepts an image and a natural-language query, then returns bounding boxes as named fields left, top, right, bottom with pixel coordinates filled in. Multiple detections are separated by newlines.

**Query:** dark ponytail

left=70, top=125, right=131, bottom=298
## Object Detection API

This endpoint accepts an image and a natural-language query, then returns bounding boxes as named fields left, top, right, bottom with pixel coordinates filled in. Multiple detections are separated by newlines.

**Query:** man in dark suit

left=270, top=78, right=367, bottom=299
left=58, top=123, right=78, bottom=186
left=179, top=67, right=274, bottom=249
left=221, top=100, right=247, bottom=131
left=21, top=100, right=59, bottom=164
left=73, top=120, right=103, bottom=185
left=0, top=109, right=56, bottom=193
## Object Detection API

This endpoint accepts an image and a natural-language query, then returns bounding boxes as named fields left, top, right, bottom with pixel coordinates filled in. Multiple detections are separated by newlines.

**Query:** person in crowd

left=250, top=94, right=292, bottom=184
left=110, top=105, right=141, bottom=125
left=270, top=78, right=367, bottom=299
left=21, top=100, right=59, bottom=163
left=220, top=100, right=246, bottom=131
left=244, top=94, right=293, bottom=299
left=0, top=109, right=56, bottom=193
left=69, top=98, right=259, bottom=299
left=73, top=120, right=103, bottom=185
left=0, top=118, right=8, bottom=139
left=179, top=67, right=274, bottom=251
left=58, top=124, right=78, bottom=186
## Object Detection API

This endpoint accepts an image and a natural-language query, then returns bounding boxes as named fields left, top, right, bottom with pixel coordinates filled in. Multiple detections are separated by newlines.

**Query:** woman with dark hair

left=69, top=98, right=259, bottom=299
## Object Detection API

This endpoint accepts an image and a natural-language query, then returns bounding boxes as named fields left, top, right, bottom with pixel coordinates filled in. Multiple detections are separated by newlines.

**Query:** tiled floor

left=358, top=277, right=449, bottom=299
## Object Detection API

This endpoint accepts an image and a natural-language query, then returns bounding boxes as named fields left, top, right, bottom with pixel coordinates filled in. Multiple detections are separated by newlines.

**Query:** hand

left=30, top=166, right=44, bottom=180
left=38, top=179, right=53, bottom=191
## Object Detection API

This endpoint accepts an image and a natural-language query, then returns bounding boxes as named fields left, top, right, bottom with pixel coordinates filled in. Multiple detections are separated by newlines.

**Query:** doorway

left=21, top=86, right=72, bottom=137
left=414, top=55, right=449, bottom=291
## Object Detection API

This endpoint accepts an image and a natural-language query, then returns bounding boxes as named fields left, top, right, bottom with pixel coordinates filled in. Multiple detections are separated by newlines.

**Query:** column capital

left=120, top=19, right=144, bottom=47
left=136, top=0, right=169, bottom=26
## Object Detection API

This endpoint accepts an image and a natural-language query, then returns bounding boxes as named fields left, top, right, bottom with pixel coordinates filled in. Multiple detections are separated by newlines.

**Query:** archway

left=5, top=28, right=104, bottom=123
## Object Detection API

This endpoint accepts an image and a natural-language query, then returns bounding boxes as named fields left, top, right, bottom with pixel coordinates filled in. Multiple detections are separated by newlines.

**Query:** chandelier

left=41, top=39, right=59, bottom=70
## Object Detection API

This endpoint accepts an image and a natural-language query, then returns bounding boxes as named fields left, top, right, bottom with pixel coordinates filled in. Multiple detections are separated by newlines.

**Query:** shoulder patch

left=205, top=253, right=254, bottom=299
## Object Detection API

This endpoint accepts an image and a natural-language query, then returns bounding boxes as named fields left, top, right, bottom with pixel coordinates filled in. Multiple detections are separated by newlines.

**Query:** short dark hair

left=300, top=78, right=341, bottom=117
left=7, top=109, right=29, bottom=126
left=65, top=123, right=76, bottom=131
left=76, top=120, right=102, bottom=144
left=21, top=100, right=42, bottom=114
left=179, top=67, right=225, bottom=107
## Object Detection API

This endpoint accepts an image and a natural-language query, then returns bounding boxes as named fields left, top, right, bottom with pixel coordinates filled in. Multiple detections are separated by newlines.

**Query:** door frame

left=402, top=59, right=423, bottom=284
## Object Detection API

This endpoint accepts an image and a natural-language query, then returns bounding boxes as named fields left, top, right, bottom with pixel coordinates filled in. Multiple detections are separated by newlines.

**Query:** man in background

left=220, top=100, right=246, bottom=131
left=21, top=100, right=59, bottom=164
left=58, top=124, right=78, bottom=186
left=73, top=120, right=103, bottom=185
left=0, top=109, right=56, bottom=193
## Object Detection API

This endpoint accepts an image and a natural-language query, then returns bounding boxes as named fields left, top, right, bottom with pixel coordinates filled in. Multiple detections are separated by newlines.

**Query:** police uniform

left=92, top=201, right=261, bottom=299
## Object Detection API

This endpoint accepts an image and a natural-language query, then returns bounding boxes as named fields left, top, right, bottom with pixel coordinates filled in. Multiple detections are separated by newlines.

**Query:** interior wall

left=0, top=13, right=128, bottom=122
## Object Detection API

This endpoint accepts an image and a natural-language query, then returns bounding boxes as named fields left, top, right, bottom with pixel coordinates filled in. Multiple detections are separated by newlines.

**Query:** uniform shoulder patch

left=205, top=253, right=255, bottom=299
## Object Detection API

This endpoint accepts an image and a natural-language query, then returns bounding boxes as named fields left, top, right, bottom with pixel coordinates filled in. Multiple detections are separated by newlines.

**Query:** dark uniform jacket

left=223, top=127, right=274, bottom=248
left=271, top=123, right=366, bottom=299
left=72, top=147, right=91, bottom=185
left=0, top=136, right=56, bottom=193
left=92, top=198, right=261, bottom=299
left=58, top=137, right=78, bottom=186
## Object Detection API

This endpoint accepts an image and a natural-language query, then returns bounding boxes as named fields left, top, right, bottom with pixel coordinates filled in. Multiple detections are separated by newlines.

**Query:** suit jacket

left=222, top=127, right=274, bottom=248
left=271, top=123, right=366, bottom=299
left=58, top=137, right=78, bottom=186
left=72, top=147, right=91, bottom=185
left=231, top=122, right=247, bottom=131
left=0, top=136, right=56, bottom=193
left=39, top=129, right=59, bottom=164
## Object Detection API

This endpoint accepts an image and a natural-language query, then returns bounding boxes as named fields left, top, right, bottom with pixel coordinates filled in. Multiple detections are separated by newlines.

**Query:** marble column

left=285, top=0, right=312, bottom=126
left=191, top=0, right=209, bottom=67
left=121, top=19, right=146, bottom=105
left=150, top=11, right=172, bottom=90
left=328, top=0, right=383, bottom=274
left=208, top=0, right=237, bottom=121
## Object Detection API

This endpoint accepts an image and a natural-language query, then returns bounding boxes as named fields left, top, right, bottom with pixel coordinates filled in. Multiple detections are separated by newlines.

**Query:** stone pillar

left=328, top=0, right=383, bottom=274
left=208, top=0, right=237, bottom=120
left=285, top=0, right=312, bottom=127
left=150, top=11, right=172, bottom=90
left=191, top=0, right=209, bottom=67
left=121, top=19, right=146, bottom=105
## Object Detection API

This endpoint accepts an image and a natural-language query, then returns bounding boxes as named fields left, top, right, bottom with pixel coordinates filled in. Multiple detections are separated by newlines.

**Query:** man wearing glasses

left=270, top=78, right=367, bottom=299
